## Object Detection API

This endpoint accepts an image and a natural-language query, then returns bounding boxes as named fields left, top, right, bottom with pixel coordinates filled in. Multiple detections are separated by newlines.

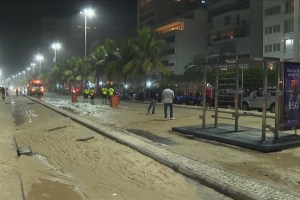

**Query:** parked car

left=210, top=90, right=249, bottom=108
left=173, top=94, right=203, bottom=106
left=241, top=87, right=276, bottom=113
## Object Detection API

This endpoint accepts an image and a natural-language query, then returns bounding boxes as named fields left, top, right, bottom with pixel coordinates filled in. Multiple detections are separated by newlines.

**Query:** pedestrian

left=83, top=87, right=89, bottom=102
left=147, top=85, right=157, bottom=114
left=162, top=84, right=175, bottom=120
left=90, top=87, right=95, bottom=105
left=206, top=85, right=212, bottom=108
left=108, top=85, right=115, bottom=104
left=37, top=86, right=43, bottom=99
left=5, top=88, right=9, bottom=97
left=1, top=87, right=6, bottom=101
left=101, top=85, right=108, bottom=104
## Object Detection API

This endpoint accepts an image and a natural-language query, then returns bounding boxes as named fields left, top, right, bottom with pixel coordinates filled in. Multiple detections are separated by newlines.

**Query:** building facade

left=263, top=0, right=300, bottom=61
left=137, top=0, right=207, bottom=74
left=137, top=0, right=263, bottom=74
left=153, top=9, right=208, bottom=74
left=207, top=0, right=263, bottom=63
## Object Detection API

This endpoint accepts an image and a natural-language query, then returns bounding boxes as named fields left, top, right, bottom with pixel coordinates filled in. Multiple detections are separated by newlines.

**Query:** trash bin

left=110, top=95, right=119, bottom=108
left=71, top=90, right=77, bottom=103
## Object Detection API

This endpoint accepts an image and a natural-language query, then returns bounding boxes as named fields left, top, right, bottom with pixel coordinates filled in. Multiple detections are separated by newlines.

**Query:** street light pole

left=80, top=8, right=95, bottom=59
left=35, top=54, right=44, bottom=73
left=84, top=14, right=87, bottom=58
left=31, top=63, right=36, bottom=73
left=51, top=42, right=61, bottom=63
left=26, top=67, right=30, bottom=77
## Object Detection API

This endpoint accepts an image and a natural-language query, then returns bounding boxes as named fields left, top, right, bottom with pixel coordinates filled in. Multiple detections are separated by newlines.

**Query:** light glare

left=81, top=8, right=95, bottom=18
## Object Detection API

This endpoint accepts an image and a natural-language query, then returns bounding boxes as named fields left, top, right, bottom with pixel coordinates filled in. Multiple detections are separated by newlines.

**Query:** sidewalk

left=0, top=98, right=24, bottom=200
left=33, top=94, right=300, bottom=199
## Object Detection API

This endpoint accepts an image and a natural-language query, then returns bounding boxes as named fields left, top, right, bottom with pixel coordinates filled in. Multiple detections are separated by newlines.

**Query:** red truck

left=27, top=79, right=45, bottom=97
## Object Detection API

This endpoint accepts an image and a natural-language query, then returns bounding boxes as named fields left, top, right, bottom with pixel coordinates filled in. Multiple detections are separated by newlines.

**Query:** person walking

left=1, top=87, right=5, bottom=101
left=147, top=85, right=157, bottom=114
left=101, top=86, right=108, bottom=104
left=162, top=84, right=175, bottom=120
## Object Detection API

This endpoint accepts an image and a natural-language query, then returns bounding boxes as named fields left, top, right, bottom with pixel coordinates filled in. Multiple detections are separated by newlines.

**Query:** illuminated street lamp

left=51, top=42, right=62, bottom=63
left=26, top=67, right=30, bottom=76
left=22, top=70, right=26, bottom=77
left=35, top=54, right=44, bottom=73
left=80, top=7, right=95, bottom=58
left=31, top=63, right=36, bottom=73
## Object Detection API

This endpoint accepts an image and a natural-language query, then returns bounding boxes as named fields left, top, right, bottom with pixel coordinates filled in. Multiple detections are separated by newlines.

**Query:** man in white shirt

left=162, top=84, right=175, bottom=120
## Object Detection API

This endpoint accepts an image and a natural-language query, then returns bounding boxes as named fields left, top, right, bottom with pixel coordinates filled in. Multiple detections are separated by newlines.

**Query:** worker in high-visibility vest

left=83, top=87, right=89, bottom=102
left=108, top=85, right=115, bottom=103
left=101, top=86, right=108, bottom=104
left=90, top=87, right=95, bottom=105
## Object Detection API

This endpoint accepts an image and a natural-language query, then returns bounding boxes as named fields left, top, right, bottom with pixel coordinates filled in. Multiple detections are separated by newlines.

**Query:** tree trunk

left=123, top=75, right=127, bottom=97
left=95, top=69, right=100, bottom=96
left=143, top=72, right=147, bottom=100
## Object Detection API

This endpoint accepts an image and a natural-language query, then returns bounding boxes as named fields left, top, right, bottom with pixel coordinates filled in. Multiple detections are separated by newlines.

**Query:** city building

left=153, top=9, right=208, bottom=74
left=263, top=0, right=300, bottom=61
left=137, top=0, right=207, bottom=74
left=138, top=0, right=206, bottom=29
left=207, top=0, right=263, bottom=63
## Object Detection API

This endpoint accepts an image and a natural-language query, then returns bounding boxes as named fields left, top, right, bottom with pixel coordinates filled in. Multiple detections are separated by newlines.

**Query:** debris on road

left=76, top=136, right=95, bottom=141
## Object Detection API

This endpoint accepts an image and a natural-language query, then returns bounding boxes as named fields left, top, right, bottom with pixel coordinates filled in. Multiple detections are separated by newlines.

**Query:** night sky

left=0, top=0, right=137, bottom=79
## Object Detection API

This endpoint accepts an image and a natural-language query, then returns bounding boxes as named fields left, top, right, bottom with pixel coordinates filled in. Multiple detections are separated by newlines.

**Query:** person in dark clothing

left=1, top=87, right=5, bottom=100
left=147, top=85, right=157, bottom=114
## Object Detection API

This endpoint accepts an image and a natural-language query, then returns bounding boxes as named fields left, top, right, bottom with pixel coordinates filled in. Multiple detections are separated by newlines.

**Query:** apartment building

left=263, top=0, right=300, bottom=61
left=153, top=9, right=207, bottom=74
left=138, top=0, right=207, bottom=74
left=207, top=0, right=263, bottom=63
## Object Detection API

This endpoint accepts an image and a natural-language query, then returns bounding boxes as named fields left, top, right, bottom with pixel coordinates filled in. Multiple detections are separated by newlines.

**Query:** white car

left=241, top=88, right=276, bottom=113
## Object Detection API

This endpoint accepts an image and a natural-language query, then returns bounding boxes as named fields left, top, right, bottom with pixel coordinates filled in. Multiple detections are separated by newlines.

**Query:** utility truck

left=27, top=79, right=44, bottom=97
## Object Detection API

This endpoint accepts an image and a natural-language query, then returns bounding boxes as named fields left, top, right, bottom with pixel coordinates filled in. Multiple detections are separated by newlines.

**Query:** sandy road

left=0, top=94, right=230, bottom=200
left=43, top=92, right=300, bottom=197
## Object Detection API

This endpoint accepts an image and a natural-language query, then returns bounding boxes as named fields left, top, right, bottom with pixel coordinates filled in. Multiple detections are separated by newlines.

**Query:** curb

left=28, top=96, right=300, bottom=200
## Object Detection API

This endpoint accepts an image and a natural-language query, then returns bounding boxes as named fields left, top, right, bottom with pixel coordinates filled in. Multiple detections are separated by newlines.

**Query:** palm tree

left=47, top=64, right=61, bottom=92
left=47, top=59, right=70, bottom=92
left=88, top=39, right=119, bottom=93
left=88, top=44, right=106, bottom=93
left=64, top=57, right=88, bottom=91
left=105, top=38, right=136, bottom=93
left=101, top=39, right=119, bottom=80
left=124, top=27, right=168, bottom=100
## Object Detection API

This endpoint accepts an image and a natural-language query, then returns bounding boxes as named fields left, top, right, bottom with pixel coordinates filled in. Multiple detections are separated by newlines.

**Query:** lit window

left=284, top=39, right=294, bottom=53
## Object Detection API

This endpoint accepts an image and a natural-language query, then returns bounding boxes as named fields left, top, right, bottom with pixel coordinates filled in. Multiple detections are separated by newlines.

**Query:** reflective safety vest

left=90, top=89, right=95, bottom=96
left=108, top=87, right=114, bottom=96
left=84, top=89, right=89, bottom=95
left=101, top=87, right=108, bottom=95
